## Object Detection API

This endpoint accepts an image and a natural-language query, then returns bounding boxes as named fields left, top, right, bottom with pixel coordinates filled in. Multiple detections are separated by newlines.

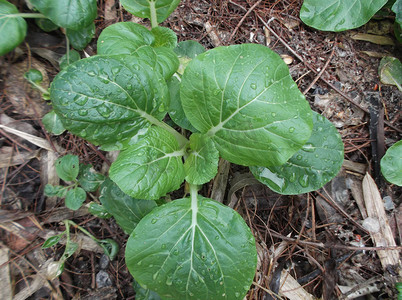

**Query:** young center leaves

left=251, top=112, right=344, bottom=194
left=97, top=22, right=179, bottom=79
left=180, top=44, right=313, bottom=167
left=120, top=0, right=180, bottom=25
left=125, top=195, right=257, bottom=300
left=300, top=0, right=388, bottom=32
left=0, top=0, right=27, bottom=56
left=50, top=55, right=169, bottom=148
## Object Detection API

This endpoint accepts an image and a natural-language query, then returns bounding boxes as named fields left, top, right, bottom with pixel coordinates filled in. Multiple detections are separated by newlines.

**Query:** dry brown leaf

left=362, top=173, right=401, bottom=273
left=351, top=33, right=394, bottom=46
left=0, top=243, right=12, bottom=300
left=279, top=269, right=315, bottom=300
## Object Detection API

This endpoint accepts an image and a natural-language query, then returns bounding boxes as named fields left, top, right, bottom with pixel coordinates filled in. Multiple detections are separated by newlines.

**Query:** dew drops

left=215, top=236, right=220, bottom=240
left=158, top=103, right=165, bottom=112
left=271, top=112, right=276, bottom=117
left=126, top=84, right=132, bottom=90
left=220, top=281, right=224, bottom=285
left=112, top=67, right=121, bottom=75
left=96, top=105, right=112, bottom=118
left=161, top=244, right=166, bottom=249
left=289, top=172, right=297, bottom=182
left=296, top=154, right=302, bottom=160
left=152, top=273, right=158, bottom=280
left=213, top=89, right=220, bottom=95
left=151, top=219, right=157, bottom=224
left=78, top=109, right=88, bottom=116
left=133, top=64, right=140, bottom=71
left=137, top=261, right=142, bottom=266
left=250, top=83, right=257, bottom=90
left=99, top=74, right=109, bottom=84
left=80, top=130, right=87, bottom=137
left=165, top=277, right=173, bottom=286
left=173, top=249, right=179, bottom=255
left=302, top=143, right=315, bottom=152
left=235, top=292, right=240, bottom=297
left=299, top=174, right=309, bottom=187
left=289, top=127, right=295, bottom=133
left=87, top=71, right=96, bottom=77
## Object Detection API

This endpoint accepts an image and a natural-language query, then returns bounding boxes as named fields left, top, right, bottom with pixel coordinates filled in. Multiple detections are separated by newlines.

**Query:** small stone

left=362, top=217, right=380, bottom=233
left=99, top=254, right=110, bottom=270
left=96, top=270, right=113, bottom=288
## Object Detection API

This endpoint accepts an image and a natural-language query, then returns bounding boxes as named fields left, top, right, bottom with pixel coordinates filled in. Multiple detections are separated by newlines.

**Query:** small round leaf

left=381, top=140, right=402, bottom=186
left=56, top=154, right=80, bottom=182
left=65, top=187, right=86, bottom=210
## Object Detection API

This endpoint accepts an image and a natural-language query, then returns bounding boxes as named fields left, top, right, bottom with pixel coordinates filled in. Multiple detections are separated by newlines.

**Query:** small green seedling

left=42, top=219, right=118, bottom=277
left=45, top=154, right=105, bottom=210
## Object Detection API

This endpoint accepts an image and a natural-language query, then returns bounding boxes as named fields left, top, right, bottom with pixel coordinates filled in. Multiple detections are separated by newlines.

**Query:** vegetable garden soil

left=0, top=0, right=401, bottom=299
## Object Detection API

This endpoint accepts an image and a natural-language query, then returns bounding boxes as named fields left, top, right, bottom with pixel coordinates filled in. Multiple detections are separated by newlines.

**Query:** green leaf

left=56, top=155, right=80, bottom=181
left=62, top=241, right=79, bottom=260
left=77, top=164, right=105, bottom=192
left=0, top=0, right=27, bottom=56
left=59, top=50, right=81, bottom=70
left=381, top=140, right=402, bottom=186
left=378, top=56, right=402, bottom=91
left=50, top=55, right=169, bottom=146
left=181, top=44, right=313, bottom=167
left=42, top=111, right=66, bottom=135
left=99, top=239, right=119, bottom=260
left=24, top=69, right=43, bottom=84
left=65, top=187, right=86, bottom=210
left=250, top=112, right=344, bottom=194
left=44, top=184, right=68, bottom=197
left=392, top=0, right=402, bottom=24
left=35, top=18, right=59, bottom=32
left=300, top=0, right=388, bottom=32
left=109, top=127, right=185, bottom=200
left=151, top=27, right=177, bottom=48
left=174, top=40, right=206, bottom=75
left=126, top=196, right=257, bottom=299
left=30, top=0, right=97, bottom=30
left=88, top=202, right=112, bottom=219
left=42, top=235, right=62, bottom=249
left=174, top=40, right=206, bottom=59
left=184, top=134, right=219, bottom=185
left=133, top=281, right=162, bottom=300
left=99, top=179, right=157, bottom=234
left=120, top=0, right=180, bottom=24
left=97, top=22, right=179, bottom=79
left=167, top=76, right=198, bottom=132
left=66, top=22, right=95, bottom=51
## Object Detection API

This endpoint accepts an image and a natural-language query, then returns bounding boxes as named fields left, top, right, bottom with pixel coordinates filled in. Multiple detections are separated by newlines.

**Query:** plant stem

left=145, top=114, right=189, bottom=148
left=66, top=220, right=100, bottom=242
left=189, top=183, right=199, bottom=227
left=149, top=0, right=158, bottom=28
left=1, top=13, right=46, bottom=19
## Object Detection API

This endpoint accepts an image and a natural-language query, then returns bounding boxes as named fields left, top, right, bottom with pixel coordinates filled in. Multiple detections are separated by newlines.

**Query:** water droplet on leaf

left=289, top=127, right=295, bottom=133
left=299, top=174, right=309, bottom=187
left=250, top=83, right=257, bottom=90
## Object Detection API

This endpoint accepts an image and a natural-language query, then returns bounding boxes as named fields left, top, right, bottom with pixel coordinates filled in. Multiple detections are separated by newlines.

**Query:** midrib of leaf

left=187, top=184, right=198, bottom=294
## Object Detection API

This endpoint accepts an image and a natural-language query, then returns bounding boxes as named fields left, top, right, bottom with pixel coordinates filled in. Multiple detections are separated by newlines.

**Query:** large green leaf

left=66, top=22, right=95, bottom=51
left=126, top=196, right=257, bottom=299
left=392, top=0, right=402, bottom=24
left=120, top=0, right=180, bottom=24
left=181, top=44, right=313, bottom=167
left=381, top=140, right=402, bottom=186
left=250, top=112, right=344, bottom=194
left=109, top=126, right=185, bottom=200
left=30, top=0, right=97, bottom=30
left=97, top=22, right=179, bottom=79
left=99, top=179, right=157, bottom=234
left=65, top=187, right=87, bottom=210
left=151, top=27, right=177, bottom=48
left=184, top=134, right=219, bottom=185
left=0, top=0, right=27, bottom=56
left=50, top=55, right=169, bottom=146
left=300, top=0, right=388, bottom=32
